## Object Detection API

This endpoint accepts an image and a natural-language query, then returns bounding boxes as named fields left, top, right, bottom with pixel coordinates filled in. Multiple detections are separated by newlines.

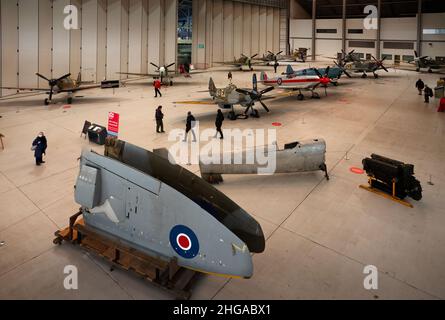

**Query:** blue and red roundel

left=169, top=225, right=199, bottom=259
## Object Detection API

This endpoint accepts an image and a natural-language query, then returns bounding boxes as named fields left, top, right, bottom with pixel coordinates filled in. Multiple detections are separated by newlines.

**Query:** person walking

left=32, top=132, right=47, bottom=166
left=155, top=106, right=165, bottom=133
left=228, top=71, right=233, bottom=83
left=215, top=110, right=224, bottom=139
left=183, top=111, right=197, bottom=142
left=415, top=78, right=425, bottom=95
left=424, top=85, right=433, bottom=103
left=438, top=96, right=445, bottom=112
left=154, top=79, right=162, bottom=97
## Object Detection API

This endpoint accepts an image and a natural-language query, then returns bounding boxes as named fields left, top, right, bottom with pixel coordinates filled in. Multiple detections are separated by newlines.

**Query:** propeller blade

left=150, top=62, right=160, bottom=69
left=165, top=62, right=175, bottom=69
left=382, top=65, right=389, bottom=72
left=241, top=53, right=248, bottom=58
left=56, top=73, right=71, bottom=82
left=260, top=86, right=274, bottom=95
left=312, top=68, right=323, bottom=78
left=268, top=51, right=274, bottom=55
left=259, top=100, right=270, bottom=113
left=324, top=66, right=330, bottom=78
left=276, top=51, right=283, bottom=56
left=251, top=54, right=258, bottom=59
left=36, top=73, right=50, bottom=82
left=236, top=88, right=251, bottom=96
left=252, top=73, right=258, bottom=92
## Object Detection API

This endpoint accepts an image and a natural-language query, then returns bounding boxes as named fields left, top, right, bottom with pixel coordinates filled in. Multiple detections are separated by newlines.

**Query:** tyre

left=67, top=97, right=73, bottom=104
left=44, top=99, right=50, bottom=105
left=297, top=94, right=304, bottom=101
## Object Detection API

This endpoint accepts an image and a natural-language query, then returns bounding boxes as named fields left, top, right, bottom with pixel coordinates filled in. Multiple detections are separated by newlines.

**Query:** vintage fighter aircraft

left=340, top=55, right=389, bottom=78
left=174, top=74, right=274, bottom=120
left=409, top=51, right=445, bottom=73
left=260, top=67, right=333, bottom=100
left=213, top=54, right=264, bottom=71
left=0, top=72, right=119, bottom=105
left=282, top=64, right=352, bottom=85
left=117, top=62, right=205, bottom=86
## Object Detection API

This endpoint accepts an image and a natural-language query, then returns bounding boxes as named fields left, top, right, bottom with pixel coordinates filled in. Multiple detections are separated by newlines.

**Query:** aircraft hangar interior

left=0, top=0, right=445, bottom=305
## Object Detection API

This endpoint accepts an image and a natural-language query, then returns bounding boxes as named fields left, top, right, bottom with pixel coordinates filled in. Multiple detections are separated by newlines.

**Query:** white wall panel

left=196, top=0, right=207, bottom=67
left=148, top=0, right=163, bottom=72
left=38, top=0, right=52, bottom=87
left=316, top=19, right=342, bottom=39
left=141, top=0, right=148, bottom=73
left=97, top=0, right=107, bottom=81
left=129, top=0, right=143, bottom=74
left=251, top=5, right=259, bottom=56
left=107, top=0, right=122, bottom=79
left=53, top=0, right=70, bottom=77
left=233, top=2, right=243, bottom=58
left=273, top=8, right=280, bottom=52
left=120, top=0, right=129, bottom=77
left=316, top=39, right=342, bottom=58
left=18, top=0, right=39, bottom=89
left=70, top=0, right=82, bottom=76
left=164, top=0, right=177, bottom=66
left=81, top=0, right=98, bottom=82
left=212, top=0, right=224, bottom=64
left=1, top=0, right=18, bottom=96
left=381, top=18, right=417, bottom=41
left=259, top=6, right=267, bottom=54
left=242, top=4, right=251, bottom=56
left=223, top=1, right=233, bottom=62
left=266, top=7, right=273, bottom=52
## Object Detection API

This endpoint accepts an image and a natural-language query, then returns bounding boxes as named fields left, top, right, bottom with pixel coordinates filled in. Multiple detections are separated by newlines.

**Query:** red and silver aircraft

left=259, top=67, right=333, bottom=100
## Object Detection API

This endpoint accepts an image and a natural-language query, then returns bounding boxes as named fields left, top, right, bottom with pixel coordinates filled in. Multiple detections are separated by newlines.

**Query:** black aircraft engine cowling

left=362, top=154, right=422, bottom=201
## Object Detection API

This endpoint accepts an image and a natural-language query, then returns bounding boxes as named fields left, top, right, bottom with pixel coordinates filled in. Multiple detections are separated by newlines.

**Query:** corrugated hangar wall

left=191, top=0, right=287, bottom=69
left=0, top=0, right=177, bottom=97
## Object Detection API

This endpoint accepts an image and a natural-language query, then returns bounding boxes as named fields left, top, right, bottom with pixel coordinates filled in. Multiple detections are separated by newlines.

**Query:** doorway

left=178, top=0, right=192, bottom=69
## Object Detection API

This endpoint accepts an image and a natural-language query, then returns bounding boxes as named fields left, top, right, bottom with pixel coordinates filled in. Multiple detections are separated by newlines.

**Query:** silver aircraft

left=200, top=139, right=329, bottom=184
left=74, top=139, right=265, bottom=279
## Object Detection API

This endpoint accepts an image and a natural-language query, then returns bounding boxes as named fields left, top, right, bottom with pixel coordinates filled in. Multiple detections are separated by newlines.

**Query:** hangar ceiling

left=295, top=0, right=445, bottom=18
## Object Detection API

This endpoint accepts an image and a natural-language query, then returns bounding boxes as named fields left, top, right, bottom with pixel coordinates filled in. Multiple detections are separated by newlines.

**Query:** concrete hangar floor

left=0, top=63, right=444, bottom=300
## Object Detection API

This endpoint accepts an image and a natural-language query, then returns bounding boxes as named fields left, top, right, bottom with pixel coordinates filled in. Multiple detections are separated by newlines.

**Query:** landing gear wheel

left=250, top=67, right=253, bottom=71
left=428, top=69, right=433, bottom=73
left=53, top=237, right=62, bottom=245
left=251, top=109, right=260, bottom=118
left=416, top=68, right=420, bottom=72
left=361, top=73, right=368, bottom=79
left=228, top=111, right=237, bottom=121
left=373, top=73, right=379, bottom=79
left=44, top=99, right=50, bottom=105
left=297, top=94, right=304, bottom=101
left=67, top=97, right=73, bottom=104
left=170, top=80, right=173, bottom=86
left=312, top=92, right=320, bottom=99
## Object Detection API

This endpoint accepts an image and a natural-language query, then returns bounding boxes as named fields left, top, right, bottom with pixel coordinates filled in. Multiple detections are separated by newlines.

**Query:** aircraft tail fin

left=286, top=65, right=294, bottom=75
left=209, top=77, right=217, bottom=96
left=260, top=71, right=268, bottom=81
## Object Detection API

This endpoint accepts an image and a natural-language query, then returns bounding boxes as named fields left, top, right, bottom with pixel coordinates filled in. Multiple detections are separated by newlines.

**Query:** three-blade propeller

left=235, top=74, right=274, bottom=114
left=312, top=67, right=332, bottom=96
left=371, top=55, right=389, bottom=72
left=36, top=73, right=71, bottom=100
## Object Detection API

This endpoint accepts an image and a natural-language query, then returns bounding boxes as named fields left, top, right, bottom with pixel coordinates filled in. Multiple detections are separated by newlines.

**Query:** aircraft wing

left=0, top=86, right=48, bottom=92
left=117, top=72, right=159, bottom=77
left=59, top=84, right=103, bottom=92
left=173, top=99, right=216, bottom=105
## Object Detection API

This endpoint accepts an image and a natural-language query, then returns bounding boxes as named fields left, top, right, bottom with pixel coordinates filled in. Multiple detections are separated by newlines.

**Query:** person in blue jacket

left=32, top=132, right=47, bottom=166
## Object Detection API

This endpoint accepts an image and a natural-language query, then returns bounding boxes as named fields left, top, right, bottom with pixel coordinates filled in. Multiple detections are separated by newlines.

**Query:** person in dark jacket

left=32, top=132, right=47, bottom=166
left=228, top=71, right=233, bottom=83
left=424, top=85, right=433, bottom=103
left=215, top=110, right=224, bottom=139
left=415, top=79, right=425, bottom=95
left=154, top=79, right=162, bottom=97
left=183, top=111, right=197, bottom=142
left=155, top=106, right=165, bottom=133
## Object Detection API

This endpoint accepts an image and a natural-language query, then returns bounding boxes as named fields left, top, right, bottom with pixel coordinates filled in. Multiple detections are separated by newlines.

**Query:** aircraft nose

left=231, top=207, right=266, bottom=254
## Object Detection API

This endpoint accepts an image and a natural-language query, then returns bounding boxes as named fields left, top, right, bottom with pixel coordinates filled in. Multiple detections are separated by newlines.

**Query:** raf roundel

left=169, top=225, right=200, bottom=259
